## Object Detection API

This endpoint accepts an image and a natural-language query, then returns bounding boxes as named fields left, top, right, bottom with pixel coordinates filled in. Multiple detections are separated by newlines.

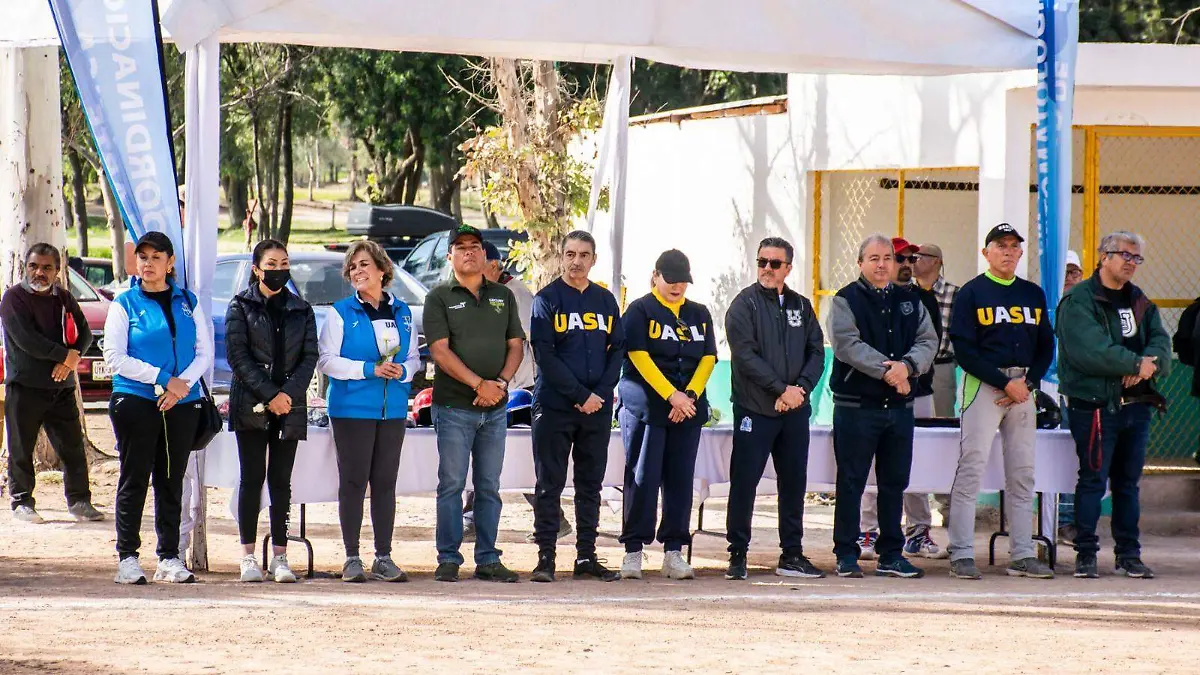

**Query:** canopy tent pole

left=183, top=36, right=220, bottom=572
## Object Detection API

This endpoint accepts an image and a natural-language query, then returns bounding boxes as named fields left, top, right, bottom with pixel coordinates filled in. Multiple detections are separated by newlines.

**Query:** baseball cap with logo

left=134, top=231, right=174, bottom=257
left=449, top=224, right=484, bottom=248
left=985, top=223, right=1025, bottom=246
left=891, top=237, right=919, bottom=255
left=655, top=249, right=693, bottom=284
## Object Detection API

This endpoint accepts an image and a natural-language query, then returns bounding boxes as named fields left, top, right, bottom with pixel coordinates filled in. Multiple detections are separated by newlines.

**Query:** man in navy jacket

left=529, top=231, right=626, bottom=583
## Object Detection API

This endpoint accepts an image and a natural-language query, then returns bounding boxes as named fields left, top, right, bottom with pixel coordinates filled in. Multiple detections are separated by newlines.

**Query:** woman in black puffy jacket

left=225, top=239, right=318, bottom=583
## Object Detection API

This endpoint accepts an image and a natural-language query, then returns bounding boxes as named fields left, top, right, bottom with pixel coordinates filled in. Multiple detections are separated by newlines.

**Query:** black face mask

left=258, top=268, right=291, bottom=292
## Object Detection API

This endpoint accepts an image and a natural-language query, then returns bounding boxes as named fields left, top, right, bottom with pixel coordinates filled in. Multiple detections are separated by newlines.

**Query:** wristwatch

left=684, top=389, right=698, bottom=401
left=497, top=376, right=510, bottom=389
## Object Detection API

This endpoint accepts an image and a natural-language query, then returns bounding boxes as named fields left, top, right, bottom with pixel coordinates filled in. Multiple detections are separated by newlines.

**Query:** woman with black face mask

left=225, top=239, right=318, bottom=583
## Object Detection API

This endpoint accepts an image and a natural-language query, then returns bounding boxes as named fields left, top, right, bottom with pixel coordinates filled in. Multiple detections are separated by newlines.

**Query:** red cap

left=892, top=237, right=918, bottom=255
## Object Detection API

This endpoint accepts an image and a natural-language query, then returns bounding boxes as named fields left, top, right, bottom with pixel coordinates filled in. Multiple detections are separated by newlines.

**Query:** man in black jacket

left=724, top=237, right=826, bottom=580
left=2, top=244, right=103, bottom=524
left=827, top=234, right=938, bottom=579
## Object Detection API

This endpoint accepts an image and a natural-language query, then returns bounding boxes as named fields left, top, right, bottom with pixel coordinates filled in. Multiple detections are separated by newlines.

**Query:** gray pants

left=862, top=395, right=933, bottom=533
left=947, top=377, right=1036, bottom=562
left=932, top=361, right=958, bottom=417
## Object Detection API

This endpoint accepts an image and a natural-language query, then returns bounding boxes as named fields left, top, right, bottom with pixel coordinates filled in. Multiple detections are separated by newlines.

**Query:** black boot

left=531, top=551, right=556, bottom=583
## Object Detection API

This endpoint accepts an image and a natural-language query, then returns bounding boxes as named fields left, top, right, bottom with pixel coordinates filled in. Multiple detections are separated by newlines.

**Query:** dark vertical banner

left=48, top=0, right=188, bottom=286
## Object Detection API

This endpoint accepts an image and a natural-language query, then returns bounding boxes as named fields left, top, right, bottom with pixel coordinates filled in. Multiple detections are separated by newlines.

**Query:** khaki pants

left=947, top=376, right=1037, bottom=562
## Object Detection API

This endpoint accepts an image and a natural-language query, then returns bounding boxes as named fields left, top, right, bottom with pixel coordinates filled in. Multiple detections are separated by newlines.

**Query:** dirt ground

left=2, top=412, right=1199, bottom=674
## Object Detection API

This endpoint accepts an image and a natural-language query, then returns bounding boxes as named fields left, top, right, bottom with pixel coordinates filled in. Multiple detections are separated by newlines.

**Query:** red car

left=0, top=268, right=113, bottom=401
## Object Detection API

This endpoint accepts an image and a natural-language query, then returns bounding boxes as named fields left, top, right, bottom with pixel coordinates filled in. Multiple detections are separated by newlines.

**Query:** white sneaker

left=661, top=551, right=695, bottom=580
left=114, top=557, right=147, bottom=585
left=153, top=557, right=196, bottom=584
left=12, top=505, right=44, bottom=524
left=240, top=554, right=263, bottom=582
left=620, top=551, right=645, bottom=580
left=269, top=555, right=297, bottom=583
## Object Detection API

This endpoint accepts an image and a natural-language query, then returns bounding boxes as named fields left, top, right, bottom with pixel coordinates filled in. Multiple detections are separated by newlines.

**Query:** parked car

left=0, top=268, right=113, bottom=401
left=401, top=228, right=528, bottom=288
left=69, top=256, right=116, bottom=297
left=326, top=204, right=459, bottom=263
left=208, top=251, right=432, bottom=398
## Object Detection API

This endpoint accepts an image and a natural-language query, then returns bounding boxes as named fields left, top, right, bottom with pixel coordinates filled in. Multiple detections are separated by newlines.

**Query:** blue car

left=208, top=251, right=431, bottom=398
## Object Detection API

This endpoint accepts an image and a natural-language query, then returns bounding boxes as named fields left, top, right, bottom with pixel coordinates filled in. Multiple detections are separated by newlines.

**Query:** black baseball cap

left=985, top=223, right=1025, bottom=246
left=449, top=224, right=483, bottom=248
left=655, top=249, right=693, bottom=284
left=135, top=231, right=174, bottom=257
left=482, top=241, right=503, bottom=261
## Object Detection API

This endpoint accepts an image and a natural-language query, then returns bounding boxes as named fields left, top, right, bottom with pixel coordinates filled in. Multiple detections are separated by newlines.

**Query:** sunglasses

left=895, top=254, right=920, bottom=264
left=756, top=257, right=788, bottom=270
left=1104, top=250, right=1145, bottom=265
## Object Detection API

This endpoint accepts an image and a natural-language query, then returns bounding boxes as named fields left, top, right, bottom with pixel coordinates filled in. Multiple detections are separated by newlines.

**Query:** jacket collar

left=754, top=281, right=795, bottom=301
left=856, top=275, right=893, bottom=295
left=1084, top=271, right=1146, bottom=306
left=237, top=283, right=307, bottom=311
left=132, top=276, right=184, bottom=300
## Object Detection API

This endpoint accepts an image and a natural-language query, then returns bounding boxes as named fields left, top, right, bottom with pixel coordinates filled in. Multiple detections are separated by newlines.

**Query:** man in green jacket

left=1056, top=231, right=1171, bottom=580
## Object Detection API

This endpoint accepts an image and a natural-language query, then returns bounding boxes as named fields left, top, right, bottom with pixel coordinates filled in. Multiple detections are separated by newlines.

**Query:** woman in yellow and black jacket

left=617, top=250, right=717, bottom=581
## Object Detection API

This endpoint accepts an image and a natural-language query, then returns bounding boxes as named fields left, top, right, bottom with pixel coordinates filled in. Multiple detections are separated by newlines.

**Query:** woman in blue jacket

left=318, top=241, right=420, bottom=583
left=103, top=232, right=212, bottom=586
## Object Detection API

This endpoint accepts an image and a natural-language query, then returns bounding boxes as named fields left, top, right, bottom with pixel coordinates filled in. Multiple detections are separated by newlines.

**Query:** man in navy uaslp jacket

left=528, top=231, right=626, bottom=583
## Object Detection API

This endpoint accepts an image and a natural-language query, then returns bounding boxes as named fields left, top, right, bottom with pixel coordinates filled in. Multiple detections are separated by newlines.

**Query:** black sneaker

left=531, top=552, right=556, bottom=583
left=1073, top=554, right=1098, bottom=579
left=875, top=558, right=925, bottom=578
left=434, top=562, right=460, bottom=582
left=474, top=561, right=520, bottom=583
left=835, top=559, right=864, bottom=578
left=776, top=553, right=826, bottom=579
left=725, top=551, right=748, bottom=580
left=573, top=556, right=620, bottom=582
left=1115, top=557, right=1155, bottom=579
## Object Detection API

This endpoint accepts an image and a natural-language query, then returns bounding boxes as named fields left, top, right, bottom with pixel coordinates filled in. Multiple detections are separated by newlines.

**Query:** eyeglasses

left=895, top=254, right=919, bottom=264
left=756, top=257, right=788, bottom=270
left=1104, top=250, right=1145, bottom=265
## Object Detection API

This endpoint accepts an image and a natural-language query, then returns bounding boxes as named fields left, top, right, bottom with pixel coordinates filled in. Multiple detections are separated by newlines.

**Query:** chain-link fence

left=1095, top=129, right=1200, bottom=461
left=813, top=167, right=980, bottom=317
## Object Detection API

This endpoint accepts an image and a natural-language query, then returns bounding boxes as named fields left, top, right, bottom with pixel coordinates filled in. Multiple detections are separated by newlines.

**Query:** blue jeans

left=433, top=404, right=508, bottom=566
left=617, top=408, right=702, bottom=553
left=1067, top=403, right=1151, bottom=559
left=832, top=405, right=915, bottom=563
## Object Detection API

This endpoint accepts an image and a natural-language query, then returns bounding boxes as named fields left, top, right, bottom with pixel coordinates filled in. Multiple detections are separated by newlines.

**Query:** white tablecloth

left=203, top=425, right=1079, bottom=506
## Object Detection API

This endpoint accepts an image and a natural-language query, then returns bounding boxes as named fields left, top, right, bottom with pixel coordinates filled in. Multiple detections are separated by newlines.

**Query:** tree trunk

left=67, top=147, right=89, bottom=256
left=403, top=141, right=424, bottom=206
left=225, top=176, right=249, bottom=233
left=250, top=104, right=269, bottom=243
left=278, top=97, right=295, bottom=245
left=268, top=101, right=285, bottom=238
left=99, top=170, right=127, bottom=282
left=348, top=147, right=360, bottom=202
left=306, top=144, right=316, bottom=202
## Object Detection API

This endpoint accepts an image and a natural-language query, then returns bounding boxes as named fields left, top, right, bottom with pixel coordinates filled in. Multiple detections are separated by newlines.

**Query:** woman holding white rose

left=104, top=232, right=213, bottom=585
left=225, top=239, right=318, bottom=583
left=318, top=241, right=420, bottom=583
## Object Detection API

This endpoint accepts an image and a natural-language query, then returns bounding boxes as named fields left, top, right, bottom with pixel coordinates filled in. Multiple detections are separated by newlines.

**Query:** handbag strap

left=178, top=286, right=215, bottom=403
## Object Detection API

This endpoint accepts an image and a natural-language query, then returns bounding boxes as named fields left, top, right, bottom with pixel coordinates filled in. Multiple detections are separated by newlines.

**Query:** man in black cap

left=425, top=224, right=526, bottom=583
left=2, top=243, right=103, bottom=523
left=946, top=223, right=1055, bottom=580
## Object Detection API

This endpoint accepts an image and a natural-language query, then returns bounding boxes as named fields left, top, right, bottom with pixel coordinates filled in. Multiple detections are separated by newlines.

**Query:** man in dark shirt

left=424, top=225, right=525, bottom=583
left=1, top=243, right=103, bottom=523
left=946, top=223, right=1055, bottom=581
left=528, top=231, right=625, bottom=583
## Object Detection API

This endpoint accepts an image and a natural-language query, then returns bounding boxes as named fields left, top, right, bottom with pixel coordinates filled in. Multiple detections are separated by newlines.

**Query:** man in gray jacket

left=724, top=237, right=826, bottom=581
left=827, top=234, right=938, bottom=579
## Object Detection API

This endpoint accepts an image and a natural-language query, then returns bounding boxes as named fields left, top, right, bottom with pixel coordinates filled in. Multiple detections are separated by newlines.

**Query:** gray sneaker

left=371, top=556, right=408, bottom=582
left=68, top=501, right=105, bottom=522
left=949, top=558, right=983, bottom=580
left=12, top=505, right=44, bottom=524
left=1007, top=557, right=1055, bottom=579
left=342, top=556, right=367, bottom=583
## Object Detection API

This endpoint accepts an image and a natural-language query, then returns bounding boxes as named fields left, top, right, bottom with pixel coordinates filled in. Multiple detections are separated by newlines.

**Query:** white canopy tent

left=5, top=0, right=1053, bottom=566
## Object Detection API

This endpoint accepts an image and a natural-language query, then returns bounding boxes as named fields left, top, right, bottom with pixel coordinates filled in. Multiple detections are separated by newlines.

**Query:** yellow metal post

left=1082, top=127, right=1099, bottom=270
left=811, top=171, right=823, bottom=316
left=896, top=169, right=906, bottom=238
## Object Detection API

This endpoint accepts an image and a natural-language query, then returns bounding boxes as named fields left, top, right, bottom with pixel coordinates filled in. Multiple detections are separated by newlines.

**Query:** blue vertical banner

left=1035, top=0, right=1079, bottom=383
left=48, top=0, right=187, bottom=287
